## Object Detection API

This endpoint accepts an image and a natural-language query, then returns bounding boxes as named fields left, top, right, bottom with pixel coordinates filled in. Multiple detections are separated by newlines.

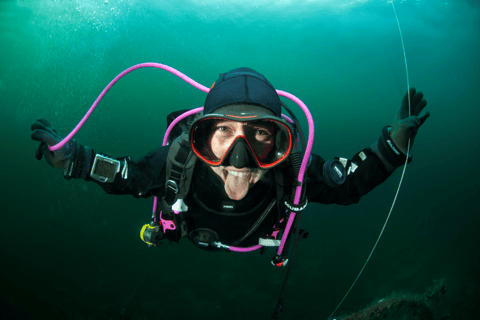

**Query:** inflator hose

left=45, top=63, right=315, bottom=320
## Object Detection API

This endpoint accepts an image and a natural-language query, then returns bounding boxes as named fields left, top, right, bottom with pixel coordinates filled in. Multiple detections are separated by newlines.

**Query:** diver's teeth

left=228, top=171, right=247, bottom=177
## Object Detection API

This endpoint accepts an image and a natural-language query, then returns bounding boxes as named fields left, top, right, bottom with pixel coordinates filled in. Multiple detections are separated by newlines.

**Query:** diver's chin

left=210, top=166, right=266, bottom=201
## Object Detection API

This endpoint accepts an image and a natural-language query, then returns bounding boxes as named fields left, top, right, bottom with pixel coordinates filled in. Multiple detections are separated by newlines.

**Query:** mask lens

left=190, top=118, right=292, bottom=168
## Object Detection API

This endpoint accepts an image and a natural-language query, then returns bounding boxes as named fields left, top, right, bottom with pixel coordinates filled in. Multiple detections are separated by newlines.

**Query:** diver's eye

left=214, top=125, right=234, bottom=137
left=254, top=128, right=273, bottom=142
left=256, top=129, right=270, bottom=136
left=216, top=126, right=231, bottom=134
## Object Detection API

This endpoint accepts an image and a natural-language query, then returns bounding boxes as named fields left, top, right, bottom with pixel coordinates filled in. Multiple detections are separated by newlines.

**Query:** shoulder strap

left=159, top=132, right=197, bottom=241
left=163, top=132, right=197, bottom=208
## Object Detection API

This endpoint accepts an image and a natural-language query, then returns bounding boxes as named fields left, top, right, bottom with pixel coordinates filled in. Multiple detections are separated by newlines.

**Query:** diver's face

left=209, top=120, right=275, bottom=161
left=208, top=120, right=271, bottom=201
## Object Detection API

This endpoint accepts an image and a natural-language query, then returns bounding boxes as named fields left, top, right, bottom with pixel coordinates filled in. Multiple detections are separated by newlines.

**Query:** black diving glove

left=31, top=118, right=93, bottom=179
left=31, top=118, right=77, bottom=170
left=390, top=88, right=430, bottom=155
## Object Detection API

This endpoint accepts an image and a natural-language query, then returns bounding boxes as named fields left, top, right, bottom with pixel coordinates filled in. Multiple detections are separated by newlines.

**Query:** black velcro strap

left=67, top=144, right=94, bottom=180
left=371, top=126, right=412, bottom=172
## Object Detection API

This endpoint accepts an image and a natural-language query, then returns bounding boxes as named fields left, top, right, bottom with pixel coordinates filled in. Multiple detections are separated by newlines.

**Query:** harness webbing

left=231, top=198, right=277, bottom=247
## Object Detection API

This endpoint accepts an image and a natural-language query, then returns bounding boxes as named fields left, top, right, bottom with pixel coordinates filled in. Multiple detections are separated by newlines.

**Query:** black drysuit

left=86, top=137, right=400, bottom=247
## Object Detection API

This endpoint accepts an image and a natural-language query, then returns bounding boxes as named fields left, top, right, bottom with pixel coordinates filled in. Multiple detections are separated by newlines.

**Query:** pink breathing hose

left=47, top=62, right=314, bottom=256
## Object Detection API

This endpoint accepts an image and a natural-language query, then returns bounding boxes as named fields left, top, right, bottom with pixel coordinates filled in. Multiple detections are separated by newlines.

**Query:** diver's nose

left=229, top=140, right=252, bottom=168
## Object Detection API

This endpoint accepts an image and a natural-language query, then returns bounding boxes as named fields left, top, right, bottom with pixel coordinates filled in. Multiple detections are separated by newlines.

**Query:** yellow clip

left=140, top=224, right=154, bottom=245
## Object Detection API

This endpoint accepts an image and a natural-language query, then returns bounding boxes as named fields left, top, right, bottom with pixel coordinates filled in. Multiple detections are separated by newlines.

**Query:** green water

left=1, top=0, right=479, bottom=319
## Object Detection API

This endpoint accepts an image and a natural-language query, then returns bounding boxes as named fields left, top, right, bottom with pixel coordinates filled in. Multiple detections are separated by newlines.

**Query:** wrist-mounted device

left=90, top=154, right=121, bottom=183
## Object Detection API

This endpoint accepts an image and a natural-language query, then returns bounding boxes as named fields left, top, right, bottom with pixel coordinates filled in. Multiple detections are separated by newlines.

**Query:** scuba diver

left=30, top=67, right=430, bottom=316
left=30, top=66, right=430, bottom=250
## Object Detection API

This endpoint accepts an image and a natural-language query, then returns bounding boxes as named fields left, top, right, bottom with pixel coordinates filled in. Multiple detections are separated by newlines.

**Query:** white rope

left=327, top=1, right=412, bottom=318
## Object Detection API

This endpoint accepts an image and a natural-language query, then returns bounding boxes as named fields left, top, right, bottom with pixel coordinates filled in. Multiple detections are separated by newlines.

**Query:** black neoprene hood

left=204, top=67, right=282, bottom=118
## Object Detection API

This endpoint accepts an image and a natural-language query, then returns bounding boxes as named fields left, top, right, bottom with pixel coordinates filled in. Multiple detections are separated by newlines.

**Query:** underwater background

left=1, top=0, right=479, bottom=319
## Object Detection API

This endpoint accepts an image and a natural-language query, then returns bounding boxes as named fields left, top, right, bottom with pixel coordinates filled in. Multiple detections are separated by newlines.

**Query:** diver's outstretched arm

left=31, top=118, right=168, bottom=198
